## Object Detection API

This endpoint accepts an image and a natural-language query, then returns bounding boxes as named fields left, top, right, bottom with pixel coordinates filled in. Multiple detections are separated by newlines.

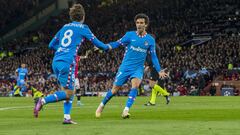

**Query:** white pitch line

left=0, top=106, right=33, bottom=111
left=0, top=104, right=119, bottom=111
left=0, top=105, right=64, bottom=111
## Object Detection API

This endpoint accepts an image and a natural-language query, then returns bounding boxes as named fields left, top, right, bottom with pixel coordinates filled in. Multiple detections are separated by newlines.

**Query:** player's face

left=135, top=18, right=147, bottom=34
left=21, top=64, right=26, bottom=68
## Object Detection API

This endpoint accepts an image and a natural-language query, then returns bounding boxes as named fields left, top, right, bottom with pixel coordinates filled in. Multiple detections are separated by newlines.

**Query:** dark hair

left=69, top=4, right=85, bottom=22
left=134, top=13, right=149, bottom=25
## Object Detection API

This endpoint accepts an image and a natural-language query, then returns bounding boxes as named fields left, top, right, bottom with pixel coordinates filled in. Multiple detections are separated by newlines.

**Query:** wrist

left=106, top=44, right=112, bottom=50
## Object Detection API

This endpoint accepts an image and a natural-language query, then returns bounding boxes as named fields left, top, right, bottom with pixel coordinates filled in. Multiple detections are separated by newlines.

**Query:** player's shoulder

left=82, top=23, right=89, bottom=28
left=146, top=34, right=155, bottom=45
left=127, top=31, right=135, bottom=34
left=147, top=34, right=155, bottom=41
left=126, top=31, right=135, bottom=35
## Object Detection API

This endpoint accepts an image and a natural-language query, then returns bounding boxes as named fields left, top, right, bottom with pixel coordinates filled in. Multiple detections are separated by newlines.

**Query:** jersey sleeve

left=108, top=32, right=130, bottom=49
left=149, top=39, right=161, bottom=72
left=49, top=30, right=60, bottom=51
left=82, top=25, right=109, bottom=51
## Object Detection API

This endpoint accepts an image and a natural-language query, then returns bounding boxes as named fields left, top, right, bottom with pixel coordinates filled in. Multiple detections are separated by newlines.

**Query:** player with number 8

left=33, top=3, right=111, bottom=124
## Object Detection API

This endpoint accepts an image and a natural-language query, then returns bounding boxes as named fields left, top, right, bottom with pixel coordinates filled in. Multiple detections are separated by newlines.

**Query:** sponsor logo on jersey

left=130, top=46, right=147, bottom=53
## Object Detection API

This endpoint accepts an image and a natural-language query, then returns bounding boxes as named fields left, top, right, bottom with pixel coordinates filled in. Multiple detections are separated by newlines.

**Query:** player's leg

left=13, top=87, right=21, bottom=97
left=11, top=85, right=18, bottom=96
left=95, top=85, right=122, bottom=118
left=63, top=90, right=76, bottom=124
left=62, top=67, right=76, bottom=124
left=145, top=79, right=157, bottom=106
left=156, top=79, right=170, bottom=104
left=95, top=70, right=128, bottom=118
left=33, top=90, right=44, bottom=100
left=17, top=80, right=25, bottom=97
left=145, top=69, right=159, bottom=106
left=34, top=88, right=73, bottom=117
left=76, top=89, right=83, bottom=106
left=122, top=77, right=141, bottom=119
left=34, top=62, right=76, bottom=123
left=75, top=78, right=83, bottom=106
left=19, top=82, right=27, bottom=97
left=122, top=69, right=143, bottom=119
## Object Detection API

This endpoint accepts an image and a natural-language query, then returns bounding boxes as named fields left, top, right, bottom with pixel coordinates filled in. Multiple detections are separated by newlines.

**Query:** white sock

left=64, top=114, right=71, bottom=120
left=41, top=98, right=46, bottom=104
left=124, top=107, right=129, bottom=112
left=100, top=102, right=104, bottom=107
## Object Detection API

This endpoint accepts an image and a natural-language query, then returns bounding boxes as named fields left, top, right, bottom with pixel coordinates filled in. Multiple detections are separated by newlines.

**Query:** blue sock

left=64, top=95, right=74, bottom=115
left=44, top=91, right=67, bottom=104
left=102, top=90, right=115, bottom=105
left=126, top=88, right=138, bottom=108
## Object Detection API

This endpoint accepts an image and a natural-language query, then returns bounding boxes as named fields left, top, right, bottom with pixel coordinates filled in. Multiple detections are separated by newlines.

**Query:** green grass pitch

left=0, top=96, right=240, bottom=135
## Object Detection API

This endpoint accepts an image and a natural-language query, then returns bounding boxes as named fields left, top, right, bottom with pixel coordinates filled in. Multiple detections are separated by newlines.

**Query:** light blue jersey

left=16, top=68, right=28, bottom=86
left=49, top=21, right=109, bottom=90
left=109, top=31, right=161, bottom=86
left=49, top=21, right=109, bottom=65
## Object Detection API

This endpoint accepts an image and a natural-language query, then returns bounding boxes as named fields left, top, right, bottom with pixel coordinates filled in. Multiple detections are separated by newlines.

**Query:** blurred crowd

left=0, top=0, right=240, bottom=96
left=0, top=0, right=42, bottom=33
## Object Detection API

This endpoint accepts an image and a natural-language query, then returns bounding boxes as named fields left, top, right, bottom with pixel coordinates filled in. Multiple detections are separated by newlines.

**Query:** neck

left=137, top=31, right=146, bottom=36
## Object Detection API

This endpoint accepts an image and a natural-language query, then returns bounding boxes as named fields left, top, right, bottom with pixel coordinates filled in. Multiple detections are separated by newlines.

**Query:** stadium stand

left=0, top=0, right=239, bottom=96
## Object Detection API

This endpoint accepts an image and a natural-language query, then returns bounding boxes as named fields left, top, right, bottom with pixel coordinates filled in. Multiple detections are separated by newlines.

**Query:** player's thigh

left=52, top=62, right=59, bottom=77
left=130, top=69, right=143, bottom=88
left=131, top=78, right=142, bottom=88
left=113, top=70, right=130, bottom=87
left=54, top=61, right=75, bottom=91
left=17, top=79, right=25, bottom=87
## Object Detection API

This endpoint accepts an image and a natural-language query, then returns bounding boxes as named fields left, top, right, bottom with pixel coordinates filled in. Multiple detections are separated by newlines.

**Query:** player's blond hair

left=69, top=4, right=85, bottom=22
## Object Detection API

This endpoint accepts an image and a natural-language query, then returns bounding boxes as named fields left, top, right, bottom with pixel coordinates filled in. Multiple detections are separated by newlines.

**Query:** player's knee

left=65, top=90, right=74, bottom=101
left=112, top=85, right=121, bottom=94
left=131, top=78, right=141, bottom=88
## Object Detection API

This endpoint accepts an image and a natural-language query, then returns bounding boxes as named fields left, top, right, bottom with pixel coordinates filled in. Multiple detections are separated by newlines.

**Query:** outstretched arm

left=108, top=32, right=130, bottom=49
left=83, top=26, right=111, bottom=51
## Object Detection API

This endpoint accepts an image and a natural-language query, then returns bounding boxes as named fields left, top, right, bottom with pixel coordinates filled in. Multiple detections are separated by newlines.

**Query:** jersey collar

left=136, top=31, right=147, bottom=38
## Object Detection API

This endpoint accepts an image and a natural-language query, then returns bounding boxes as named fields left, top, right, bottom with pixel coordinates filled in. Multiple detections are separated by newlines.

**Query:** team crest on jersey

left=144, top=41, right=149, bottom=46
